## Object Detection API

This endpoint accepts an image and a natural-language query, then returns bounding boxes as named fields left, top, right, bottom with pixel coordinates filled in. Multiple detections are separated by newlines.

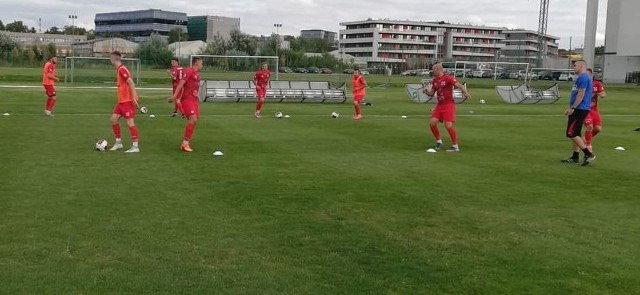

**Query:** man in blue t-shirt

left=562, top=60, right=596, bottom=166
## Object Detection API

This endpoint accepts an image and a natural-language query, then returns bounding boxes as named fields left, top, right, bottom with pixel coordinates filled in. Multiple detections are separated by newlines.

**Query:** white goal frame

left=64, top=56, right=141, bottom=84
left=189, top=55, right=280, bottom=80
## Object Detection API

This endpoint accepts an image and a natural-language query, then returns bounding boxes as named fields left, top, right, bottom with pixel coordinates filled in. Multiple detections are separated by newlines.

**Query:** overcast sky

left=0, top=0, right=607, bottom=49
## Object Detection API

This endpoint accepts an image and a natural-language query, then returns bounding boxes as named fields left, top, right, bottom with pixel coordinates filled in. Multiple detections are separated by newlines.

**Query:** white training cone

left=401, top=115, right=407, bottom=119
left=426, top=148, right=437, bottom=153
left=615, top=147, right=626, bottom=151
left=149, top=114, right=156, bottom=118
left=213, top=150, right=224, bottom=156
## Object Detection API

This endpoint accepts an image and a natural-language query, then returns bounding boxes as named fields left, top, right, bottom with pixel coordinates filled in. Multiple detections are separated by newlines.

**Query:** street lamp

left=274, top=23, right=282, bottom=66
left=68, top=15, right=78, bottom=57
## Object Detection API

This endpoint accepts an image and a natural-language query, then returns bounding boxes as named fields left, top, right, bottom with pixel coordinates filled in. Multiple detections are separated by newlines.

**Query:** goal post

left=64, top=56, right=141, bottom=84
left=189, top=55, right=280, bottom=80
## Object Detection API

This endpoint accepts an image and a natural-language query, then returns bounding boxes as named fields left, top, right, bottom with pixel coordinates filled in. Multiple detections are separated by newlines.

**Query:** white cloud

left=0, top=0, right=608, bottom=48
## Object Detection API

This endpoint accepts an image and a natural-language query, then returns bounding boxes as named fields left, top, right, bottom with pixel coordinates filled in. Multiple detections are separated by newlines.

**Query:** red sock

left=430, top=125, right=441, bottom=140
left=585, top=130, right=593, bottom=145
left=446, top=126, right=458, bottom=145
left=129, top=126, right=139, bottom=142
left=45, top=98, right=52, bottom=111
left=49, top=98, right=57, bottom=112
left=256, top=99, right=264, bottom=112
left=112, top=123, right=121, bottom=139
left=174, top=102, right=179, bottom=113
left=184, top=123, right=195, bottom=141
left=354, top=103, right=361, bottom=116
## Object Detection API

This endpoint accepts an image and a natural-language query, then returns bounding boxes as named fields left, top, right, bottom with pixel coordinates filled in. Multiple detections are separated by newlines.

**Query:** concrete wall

left=604, top=55, right=640, bottom=84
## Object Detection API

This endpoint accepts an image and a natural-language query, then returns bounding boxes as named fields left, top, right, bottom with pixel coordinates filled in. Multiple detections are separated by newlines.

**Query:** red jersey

left=590, top=80, right=604, bottom=111
left=180, top=67, right=201, bottom=102
left=254, top=69, right=270, bottom=89
left=431, top=74, right=458, bottom=105
left=352, top=75, right=366, bottom=96
left=170, top=66, right=184, bottom=88
left=116, top=65, right=133, bottom=103
left=42, top=61, right=56, bottom=86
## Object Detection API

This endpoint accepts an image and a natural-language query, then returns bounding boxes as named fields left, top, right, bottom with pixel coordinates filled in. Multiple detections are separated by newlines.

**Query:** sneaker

left=254, top=111, right=261, bottom=119
left=180, top=143, right=193, bottom=152
left=446, top=146, right=460, bottom=152
left=171, top=112, right=178, bottom=117
left=561, top=157, right=579, bottom=163
left=124, top=146, right=140, bottom=153
left=44, top=110, right=53, bottom=116
left=109, top=142, right=124, bottom=151
left=353, top=114, right=362, bottom=120
left=434, top=142, right=443, bottom=151
left=581, top=155, right=596, bottom=166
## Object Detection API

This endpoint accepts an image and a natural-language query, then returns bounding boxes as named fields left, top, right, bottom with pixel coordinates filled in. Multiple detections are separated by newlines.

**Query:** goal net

left=63, top=57, right=141, bottom=84
left=189, top=55, right=279, bottom=80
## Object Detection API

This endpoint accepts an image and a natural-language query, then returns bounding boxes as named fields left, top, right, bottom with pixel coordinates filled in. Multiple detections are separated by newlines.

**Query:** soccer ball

left=95, top=139, right=108, bottom=151
left=331, top=112, right=340, bottom=118
left=479, top=99, right=486, bottom=104
left=275, top=111, right=283, bottom=119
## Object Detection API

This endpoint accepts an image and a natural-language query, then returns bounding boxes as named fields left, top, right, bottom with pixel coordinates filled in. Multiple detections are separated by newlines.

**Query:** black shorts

left=566, top=109, right=590, bottom=138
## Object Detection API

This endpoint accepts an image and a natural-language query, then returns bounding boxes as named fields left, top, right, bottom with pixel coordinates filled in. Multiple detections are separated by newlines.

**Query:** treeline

left=137, top=29, right=350, bottom=70
left=0, top=32, right=57, bottom=67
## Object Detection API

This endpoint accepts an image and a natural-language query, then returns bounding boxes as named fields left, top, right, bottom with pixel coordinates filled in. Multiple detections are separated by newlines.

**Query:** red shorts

left=354, top=95, right=365, bottom=102
left=584, top=110, right=602, bottom=126
left=113, top=101, right=136, bottom=119
left=44, top=85, right=56, bottom=97
left=431, top=103, right=456, bottom=122
left=181, top=99, right=199, bottom=118
left=256, top=88, right=266, bottom=99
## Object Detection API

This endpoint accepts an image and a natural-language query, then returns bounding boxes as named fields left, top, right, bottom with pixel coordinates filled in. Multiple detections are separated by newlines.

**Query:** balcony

left=339, top=28, right=376, bottom=35
left=339, top=37, right=375, bottom=44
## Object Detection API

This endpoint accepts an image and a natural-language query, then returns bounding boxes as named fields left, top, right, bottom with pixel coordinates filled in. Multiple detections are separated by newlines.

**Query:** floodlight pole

left=274, top=23, right=282, bottom=80
left=68, top=15, right=77, bottom=57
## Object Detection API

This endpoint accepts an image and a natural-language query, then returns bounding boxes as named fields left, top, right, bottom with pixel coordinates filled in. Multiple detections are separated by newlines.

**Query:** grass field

left=1, top=69, right=640, bottom=294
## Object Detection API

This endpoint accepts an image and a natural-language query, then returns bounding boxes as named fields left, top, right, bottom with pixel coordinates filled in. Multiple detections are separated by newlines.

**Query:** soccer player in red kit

left=584, top=68, right=606, bottom=151
left=168, top=57, right=184, bottom=117
left=170, top=56, right=203, bottom=152
left=42, top=56, right=60, bottom=116
left=253, top=62, right=270, bottom=118
left=352, top=68, right=367, bottom=120
left=109, top=51, right=141, bottom=153
left=423, top=63, right=471, bottom=152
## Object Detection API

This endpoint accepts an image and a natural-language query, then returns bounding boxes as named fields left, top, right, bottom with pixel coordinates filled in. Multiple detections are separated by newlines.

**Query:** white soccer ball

left=140, top=106, right=148, bottom=114
left=275, top=111, right=283, bottom=119
left=95, top=139, right=108, bottom=151
left=331, top=112, right=340, bottom=118
left=479, top=99, right=486, bottom=104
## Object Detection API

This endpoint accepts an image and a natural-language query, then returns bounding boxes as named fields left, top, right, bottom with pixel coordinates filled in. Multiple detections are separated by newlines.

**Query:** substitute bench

left=199, top=80, right=347, bottom=103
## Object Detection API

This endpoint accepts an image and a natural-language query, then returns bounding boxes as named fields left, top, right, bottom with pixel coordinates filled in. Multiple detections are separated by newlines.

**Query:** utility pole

left=274, top=23, right=282, bottom=66
left=537, top=0, right=550, bottom=67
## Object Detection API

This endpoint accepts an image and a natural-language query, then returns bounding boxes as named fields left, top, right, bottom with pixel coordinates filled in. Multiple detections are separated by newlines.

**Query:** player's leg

left=44, top=86, right=57, bottom=116
left=429, top=108, right=443, bottom=150
left=124, top=117, right=139, bottom=153
left=181, top=101, right=198, bottom=152
left=110, top=111, right=124, bottom=151
left=353, top=96, right=363, bottom=119
left=255, top=89, right=265, bottom=118
left=443, top=105, right=459, bottom=152
left=171, top=86, right=179, bottom=117
left=593, top=113, right=602, bottom=138
left=584, top=115, right=594, bottom=149
left=568, top=110, right=595, bottom=166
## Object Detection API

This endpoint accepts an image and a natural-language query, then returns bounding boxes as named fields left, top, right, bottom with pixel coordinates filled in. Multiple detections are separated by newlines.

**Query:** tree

left=63, top=25, right=87, bottom=36
left=45, top=26, right=62, bottom=34
left=0, top=33, right=17, bottom=53
left=168, top=28, right=188, bottom=44
left=229, top=29, right=258, bottom=56
left=45, top=43, right=57, bottom=59
left=200, top=36, right=229, bottom=55
left=29, top=27, right=36, bottom=33
left=134, top=36, right=174, bottom=68
left=5, top=21, right=28, bottom=33
left=86, top=30, right=96, bottom=40
left=0, top=20, right=5, bottom=31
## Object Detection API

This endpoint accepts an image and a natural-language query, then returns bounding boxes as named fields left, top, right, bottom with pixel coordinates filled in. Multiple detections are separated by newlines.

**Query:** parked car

left=279, top=66, right=293, bottom=73
left=294, top=68, right=309, bottom=73
left=482, top=70, right=495, bottom=78
left=537, top=71, right=555, bottom=80
left=558, top=72, right=575, bottom=81
left=471, top=70, right=485, bottom=78
left=498, top=71, right=511, bottom=79
left=401, top=70, right=417, bottom=76
left=508, top=71, right=520, bottom=79
left=307, top=67, right=321, bottom=73
left=320, top=68, right=333, bottom=74
left=416, top=69, right=431, bottom=76
left=343, top=69, right=354, bottom=74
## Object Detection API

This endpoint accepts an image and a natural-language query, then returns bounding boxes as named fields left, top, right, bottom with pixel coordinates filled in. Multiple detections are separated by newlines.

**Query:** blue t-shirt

left=570, top=72, right=593, bottom=111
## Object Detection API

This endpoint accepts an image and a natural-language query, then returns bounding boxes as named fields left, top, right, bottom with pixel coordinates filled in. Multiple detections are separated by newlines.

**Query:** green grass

left=1, top=69, right=640, bottom=294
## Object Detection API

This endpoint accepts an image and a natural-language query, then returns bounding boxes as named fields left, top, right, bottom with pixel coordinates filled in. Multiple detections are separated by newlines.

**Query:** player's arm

left=423, top=84, right=435, bottom=97
left=47, top=67, right=59, bottom=81
left=454, top=82, right=471, bottom=99
left=597, top=85, right=606, bottom=98
left=170, top=80, right=187, bottom=103
left=126, top=77, right=139, bottom=107
left=360, top=77, right=368, bottom=89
